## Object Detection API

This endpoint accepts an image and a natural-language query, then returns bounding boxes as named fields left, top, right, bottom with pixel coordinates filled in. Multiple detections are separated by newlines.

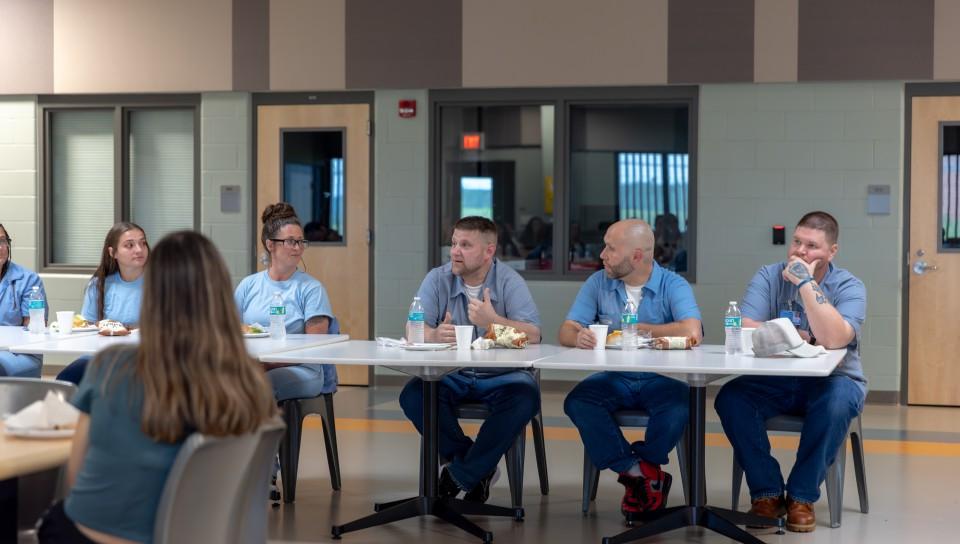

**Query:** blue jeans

left=714, top=375, right=865, bottom=504
left=564, top=371, right=689, bottom=473
left=398, top=370, right=539, bottom=491
left=0, top=352, right=42, bottom=377
left=267, top=364, right=337, bottom=402
left=56, top=356, right=91, bottom=385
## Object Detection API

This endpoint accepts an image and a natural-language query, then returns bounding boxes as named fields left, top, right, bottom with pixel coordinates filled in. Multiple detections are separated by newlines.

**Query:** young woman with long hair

left=0, top=223, right=47, bottom=377
left=38, top=231, right=276, bottom=544
left=56, top=222, right=149, bottom=384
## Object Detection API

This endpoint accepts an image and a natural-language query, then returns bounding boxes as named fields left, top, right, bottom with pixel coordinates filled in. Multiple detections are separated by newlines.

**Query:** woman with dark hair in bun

left=234, top=202, right=338, bottom=401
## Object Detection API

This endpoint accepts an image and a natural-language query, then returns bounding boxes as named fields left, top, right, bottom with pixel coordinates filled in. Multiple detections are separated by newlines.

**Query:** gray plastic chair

left=731, top=414, right=869, bottom=528
left=454, top=368, right=550, bottom=507
left=0, top=377, right=77, bottom=532
left=153, top=418, right=286, bottom=544
left=581, top=409, right=691, bottom=514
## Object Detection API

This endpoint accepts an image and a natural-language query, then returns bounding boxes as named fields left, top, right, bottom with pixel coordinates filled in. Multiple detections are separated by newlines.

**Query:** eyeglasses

left=0, top=238, right=10, bottom=248
left=269, top=238, right=309, bottom=249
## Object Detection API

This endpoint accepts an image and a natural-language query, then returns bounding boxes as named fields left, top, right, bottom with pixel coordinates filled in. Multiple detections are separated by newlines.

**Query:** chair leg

left=504, top=425, right=527, bottom=508
left=851, top=421, right=869, bottom=513
left=582, top=451, right=601, bottom=514
left=278, top=400, right=303, bottom=503
left=825, top=438, right=847, bottom=528
left=731, top=457, right=744, bottom=511
left=676, top=429, right=691, bottom=504
left=319, top=393, right=342, bottom=491
left=531, top=410, right=550, bottom=495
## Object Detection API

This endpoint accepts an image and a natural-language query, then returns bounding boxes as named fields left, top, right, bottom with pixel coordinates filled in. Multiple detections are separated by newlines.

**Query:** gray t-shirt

left=66, top=346, right=183, bottom=543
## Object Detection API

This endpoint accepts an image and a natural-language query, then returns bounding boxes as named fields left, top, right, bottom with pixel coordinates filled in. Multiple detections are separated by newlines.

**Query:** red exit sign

left=462, top=132, right=483, bottom=150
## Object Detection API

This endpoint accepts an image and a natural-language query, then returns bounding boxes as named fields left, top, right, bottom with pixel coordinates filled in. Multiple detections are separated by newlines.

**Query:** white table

left=261, top=340, right=569, bottom=543
left=0, top=325, right=97, bottom=351
left=533, top=345, right=846, bottom=544
left=9, top=332, right=350, bottom=359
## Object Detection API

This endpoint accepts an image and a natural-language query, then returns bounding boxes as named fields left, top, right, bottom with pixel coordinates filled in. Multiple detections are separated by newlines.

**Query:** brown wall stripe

left=668, top=0, right=755, bottom=84
left=798, top=0, right=934, bottom=81
left=346, top=0, right=461, bottom=89
left=232, top=0, right=270, bottom=91
left=0, top=0, right=53, bottom=94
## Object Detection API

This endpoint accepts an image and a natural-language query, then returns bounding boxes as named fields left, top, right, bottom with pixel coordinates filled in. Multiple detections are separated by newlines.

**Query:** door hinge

left=367, top=229, right=373, bottom=245
left=366, top=120, right=372, bottom=136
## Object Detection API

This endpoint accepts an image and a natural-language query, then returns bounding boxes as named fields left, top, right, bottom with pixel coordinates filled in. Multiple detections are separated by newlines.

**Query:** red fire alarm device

left=772, top=225, right=786, bottom=245
left=462, top=132, right=483, bottom=150
left=398, top=100, right=416, bottom=118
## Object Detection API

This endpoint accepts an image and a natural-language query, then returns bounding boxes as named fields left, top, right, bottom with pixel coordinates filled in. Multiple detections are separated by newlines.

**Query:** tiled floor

left=266, top=386, right=960, bottom=543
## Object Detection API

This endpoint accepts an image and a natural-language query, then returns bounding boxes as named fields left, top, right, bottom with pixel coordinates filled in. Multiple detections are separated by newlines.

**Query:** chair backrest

left=0, top=377, right=76, bottom=416
left=236, top=419, right=286, bottom=544
left=153, top=418, right=286, bottom=544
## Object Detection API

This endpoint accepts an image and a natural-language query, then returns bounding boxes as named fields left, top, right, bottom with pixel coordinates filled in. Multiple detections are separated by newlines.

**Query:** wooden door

left=907, top=96, right=960, bottom=405
left=257, top=104, right=370, bottom=386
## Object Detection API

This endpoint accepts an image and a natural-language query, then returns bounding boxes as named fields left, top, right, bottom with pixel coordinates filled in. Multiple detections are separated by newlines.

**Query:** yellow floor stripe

left=303, top=417, right=960, bottom=457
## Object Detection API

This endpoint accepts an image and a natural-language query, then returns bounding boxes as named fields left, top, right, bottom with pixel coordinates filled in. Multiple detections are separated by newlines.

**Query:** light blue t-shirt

left=233, top=270, right=334, bottom=334
left=81, top=272, right=144, bottom=326
left=740, top=262, right=867, bottom=389
left=0, top=261, right=47, bottom=325
left=66, top=346, right=182, bottom=543
left=565, top=263, right=702, bottom=330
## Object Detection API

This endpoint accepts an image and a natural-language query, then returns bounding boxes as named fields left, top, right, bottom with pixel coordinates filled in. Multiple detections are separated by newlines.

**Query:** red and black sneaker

left=617, top=461, right=673, bottom=523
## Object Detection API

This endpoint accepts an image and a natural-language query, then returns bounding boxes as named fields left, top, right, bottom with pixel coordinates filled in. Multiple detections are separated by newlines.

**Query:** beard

left=605, top=258, right=633, bottom=279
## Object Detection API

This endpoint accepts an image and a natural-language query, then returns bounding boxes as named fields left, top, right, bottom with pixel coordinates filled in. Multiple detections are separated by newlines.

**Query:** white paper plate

left=4, top=427, right=75, bottom=439
left=244, top=332, right=270, bottom=338
left=402, top=343, right=455, bottom=351
left=72, top=326, right=99, bottom=332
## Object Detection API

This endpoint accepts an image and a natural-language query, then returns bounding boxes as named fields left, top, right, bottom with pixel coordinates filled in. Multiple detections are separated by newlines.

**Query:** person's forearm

left=799, top=281, right=854, bottom=348
left=638, top=319, right=702, bottom=342
left=558, top=321, right=581, bottom=347
left=491, top=316, right=541, bottom=343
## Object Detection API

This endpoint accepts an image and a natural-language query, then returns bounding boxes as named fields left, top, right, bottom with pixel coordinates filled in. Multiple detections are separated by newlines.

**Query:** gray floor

left=270, top=386, right=957, bottom=543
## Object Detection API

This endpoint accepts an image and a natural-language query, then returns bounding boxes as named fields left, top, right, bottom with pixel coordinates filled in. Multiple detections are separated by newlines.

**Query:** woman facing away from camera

left=38, top=231, right=276, bottom=544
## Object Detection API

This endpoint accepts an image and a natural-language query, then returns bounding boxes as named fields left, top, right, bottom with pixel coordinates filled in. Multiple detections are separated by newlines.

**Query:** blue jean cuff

left=750, top=491, right=784, bottom=502
left=786, top=494, right=816, bottom=505
left=446, top=464, right=473, bottom=492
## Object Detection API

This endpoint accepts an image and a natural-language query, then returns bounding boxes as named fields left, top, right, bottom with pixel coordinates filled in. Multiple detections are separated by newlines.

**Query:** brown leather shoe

left=747, top=496, right=785, bottom=528
left=786, top=497, right=816, bottom=532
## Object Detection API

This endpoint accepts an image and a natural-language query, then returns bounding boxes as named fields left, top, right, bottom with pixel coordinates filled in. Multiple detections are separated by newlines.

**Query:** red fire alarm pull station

left=398, top=100, right=416, bottom=118
left=773, top=225, right=786, bottom=245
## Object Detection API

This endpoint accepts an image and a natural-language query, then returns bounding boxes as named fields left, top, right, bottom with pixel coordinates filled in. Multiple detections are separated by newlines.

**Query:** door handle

left=912, top=260, right=939, bottom=275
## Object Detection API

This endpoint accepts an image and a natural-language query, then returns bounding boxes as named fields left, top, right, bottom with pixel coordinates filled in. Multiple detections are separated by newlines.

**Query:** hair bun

left=261, top=202, right=297, bottom=224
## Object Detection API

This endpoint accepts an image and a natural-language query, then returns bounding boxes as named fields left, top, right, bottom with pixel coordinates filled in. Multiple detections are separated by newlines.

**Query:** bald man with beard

left=559, top=219, right=702, bottom=523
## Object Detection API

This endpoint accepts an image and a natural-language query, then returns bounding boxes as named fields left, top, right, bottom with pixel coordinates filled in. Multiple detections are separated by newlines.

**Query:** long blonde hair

left=130, top=231, right=275, bottom=442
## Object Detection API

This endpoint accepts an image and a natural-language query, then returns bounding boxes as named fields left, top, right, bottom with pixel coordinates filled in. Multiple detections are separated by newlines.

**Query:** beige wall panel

left=0, top=0, right=53, bottom=94
left=53, top=0, right=232, bottom=93
left=754, top=0, right=797, bottom=82
left=463, top=0, right=668, bottom=87
left=934, top=0, right=960, bottom=80
left=269, top=0, right=345, bottom=90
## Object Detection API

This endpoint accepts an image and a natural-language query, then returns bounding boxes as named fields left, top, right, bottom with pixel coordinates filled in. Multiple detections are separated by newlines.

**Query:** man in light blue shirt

left=559, top=219, right=702, bottom=522
left=715, top=211, right=866, bottom=532
left=399, top=216, right=541, bottom=505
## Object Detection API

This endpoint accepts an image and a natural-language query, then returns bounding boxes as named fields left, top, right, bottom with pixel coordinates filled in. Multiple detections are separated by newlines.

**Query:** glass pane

left=942, top=125, right=960, bottom=249
left=569, top=104, right=690, bottom=274
left=438, top=105, right=555, bottom=271
left=282, top=130, right=345, bottom=243
left=129, top=109, right=195, bottom=245
left=50, top=110, right=115, bottom=265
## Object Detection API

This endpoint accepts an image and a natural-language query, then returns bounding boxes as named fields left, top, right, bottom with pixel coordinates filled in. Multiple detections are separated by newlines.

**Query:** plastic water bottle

left=407, top=297, right=425, bottom=344
left=28, top=286, right=45, bottom=334
left=621, top=298, right=638, bottom=351
left=269, top=292, right=286, bottom=339
left=724, top=301, right=742, bottom=354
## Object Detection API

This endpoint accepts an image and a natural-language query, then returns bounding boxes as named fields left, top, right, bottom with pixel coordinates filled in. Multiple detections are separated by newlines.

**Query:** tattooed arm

left=782, top=257, right=854, bottom=348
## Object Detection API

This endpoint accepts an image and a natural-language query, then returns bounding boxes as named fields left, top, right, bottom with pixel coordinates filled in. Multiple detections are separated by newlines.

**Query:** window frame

left=38, top=94, right=201, bottom=273
left=428, top=87, right=699, bottom=282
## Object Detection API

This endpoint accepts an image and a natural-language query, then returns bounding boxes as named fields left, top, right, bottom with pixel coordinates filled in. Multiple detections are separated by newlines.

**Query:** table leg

left=1, top=477, right=17, bottom=542
left=331, top=379, right=521, bottom=542
left=601, top=384, right=783, bottom=544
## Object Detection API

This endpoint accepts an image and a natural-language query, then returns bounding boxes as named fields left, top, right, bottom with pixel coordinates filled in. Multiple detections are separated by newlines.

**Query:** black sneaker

left=439, top=466, right=462, bottom=499
left=464, top=466, right=500, bottom=504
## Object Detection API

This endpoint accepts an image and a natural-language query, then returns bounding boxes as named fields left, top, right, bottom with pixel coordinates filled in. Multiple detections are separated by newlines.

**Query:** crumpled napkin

left=471, top=337, right=495, bottom=350
left=4, top=391, right=79, bottom=430
left=375, top=337, right=408, bottom=347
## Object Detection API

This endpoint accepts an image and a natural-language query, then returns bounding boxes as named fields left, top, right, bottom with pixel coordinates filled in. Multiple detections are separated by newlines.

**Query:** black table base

left=331, top=378, right=522, bottom=542
left=602, top=384, right=784, bottom=544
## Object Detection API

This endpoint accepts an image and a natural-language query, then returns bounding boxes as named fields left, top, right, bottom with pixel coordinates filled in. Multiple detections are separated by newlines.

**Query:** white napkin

left=375, top=337, right=408, bottom=347
left=471, top=337, right=495, bottom=350
left=4, top=391, right=79, bottom=430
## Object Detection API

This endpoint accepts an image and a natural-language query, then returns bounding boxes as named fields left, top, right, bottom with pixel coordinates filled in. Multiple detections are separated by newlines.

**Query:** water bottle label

left=269, top=306, right=286, bottom=316
left=408, top=311, right=424, bottom=321
left=621, top=313, right=638, bottom=324
left=724, top=316, right=741, bottom=328
left=28, top=300, right=44, bottom=310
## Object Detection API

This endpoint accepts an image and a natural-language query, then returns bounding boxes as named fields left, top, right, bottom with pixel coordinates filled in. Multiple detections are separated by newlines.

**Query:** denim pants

left=714, top=374, right=865, bottom=504
left=398, top=369, right=539, bottom=491
left=0, top=352, right=41, bottom=377
left=56, top=356, right=91, bottom=385
left=563, top=371, right=689, bottom=473
left=267, top=363, right=337, bottom=402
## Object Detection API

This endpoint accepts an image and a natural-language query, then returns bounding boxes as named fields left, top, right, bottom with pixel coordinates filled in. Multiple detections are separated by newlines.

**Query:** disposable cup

left=742, top=328, right=757, bottom=354
left=56, top=311, right=74, bottom=335
left=455, top=325, right=474, bottom=351
left=589, top=324, right=609, bottom=350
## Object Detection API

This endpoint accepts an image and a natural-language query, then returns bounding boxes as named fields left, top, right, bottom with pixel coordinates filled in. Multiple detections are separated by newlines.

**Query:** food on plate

left=72, top=314, right=93, bottom=328
left=650, top=336, right=696, bottom=350
left=483, top=324, right=529, bottom=349
left=606, top=330, right=623, bottom=346
left=241, top=323, right=265, bottom=334
left=97, top=319, right=130, bottom=336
